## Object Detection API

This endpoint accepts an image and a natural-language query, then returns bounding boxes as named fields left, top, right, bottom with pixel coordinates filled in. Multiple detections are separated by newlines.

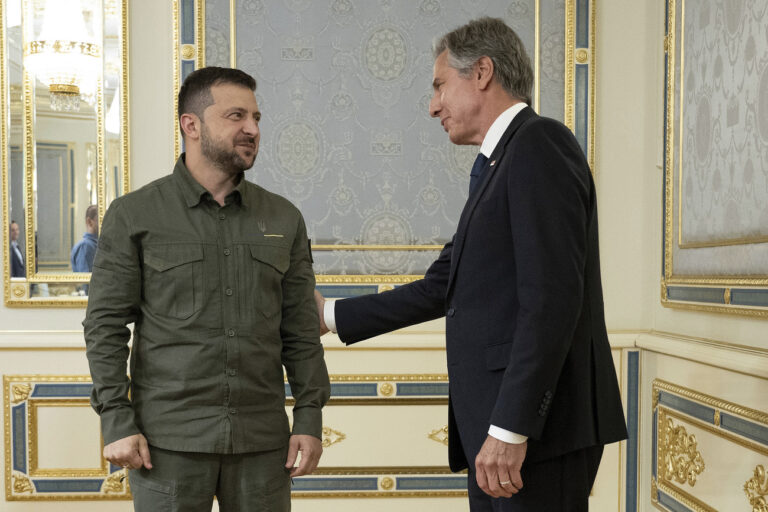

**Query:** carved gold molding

left=321, top=427, right=346, bottom=448
left=654, top=379, right=768, bottom=425
left=379, top=476, right=394, bottom=491
left=745, top=465, right=768, bottom=512
left=658, top=410, right=705, bottom=487
left=101, top=469, right=128, bottom=494
left=427, top=425, right=449, bottom=446
left=11, top=383, right=32, bottom=404
left=12, top=472, right=34, bottom=494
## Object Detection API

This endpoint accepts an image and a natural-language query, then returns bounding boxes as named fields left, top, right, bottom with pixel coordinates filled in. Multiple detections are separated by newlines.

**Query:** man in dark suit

left=9, top=221, right=25, bottom=277
left=315, top=17, right=627, bottom=511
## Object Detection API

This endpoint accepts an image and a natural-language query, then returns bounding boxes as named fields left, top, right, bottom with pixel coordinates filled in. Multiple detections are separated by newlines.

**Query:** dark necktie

left=468, top=152, right=489, bottom=196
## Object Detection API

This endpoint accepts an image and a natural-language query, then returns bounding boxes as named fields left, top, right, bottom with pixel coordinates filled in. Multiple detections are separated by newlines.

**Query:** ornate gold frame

left=661, top=0, right=768, bottom=317
left=651, top=379, right=768, bottom=512
left=2, top=0, right=131, bottom=307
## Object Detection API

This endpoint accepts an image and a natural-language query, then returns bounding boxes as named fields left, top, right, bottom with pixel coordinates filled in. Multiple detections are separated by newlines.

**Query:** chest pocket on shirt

left=244, top=243, right=290, bottom=320
left=143, top=243, right=204, bottom=320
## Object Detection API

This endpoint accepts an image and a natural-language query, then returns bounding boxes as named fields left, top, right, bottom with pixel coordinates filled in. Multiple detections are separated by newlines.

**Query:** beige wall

left=2, top=0, right=766, bottom=511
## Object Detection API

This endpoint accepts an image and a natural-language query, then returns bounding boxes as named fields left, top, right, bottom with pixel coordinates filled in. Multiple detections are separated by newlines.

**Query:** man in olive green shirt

left=84, top=67, right=330, bottom=511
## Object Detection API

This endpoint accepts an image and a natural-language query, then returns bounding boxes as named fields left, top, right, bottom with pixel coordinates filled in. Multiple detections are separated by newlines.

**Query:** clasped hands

left=103, top=433, right=322, bottom=476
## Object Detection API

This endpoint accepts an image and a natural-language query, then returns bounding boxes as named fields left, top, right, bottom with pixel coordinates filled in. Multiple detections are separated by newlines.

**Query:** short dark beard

left=200, top=122, right=256, bottom=175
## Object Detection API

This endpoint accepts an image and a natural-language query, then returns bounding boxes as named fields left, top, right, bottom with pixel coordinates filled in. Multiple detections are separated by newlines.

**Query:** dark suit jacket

left=335, top=107, right=627, bottom=471
left=10, top=243, right=25, bottom=278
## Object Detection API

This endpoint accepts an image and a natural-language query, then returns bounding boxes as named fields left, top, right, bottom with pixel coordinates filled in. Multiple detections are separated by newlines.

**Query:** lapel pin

left=490, top=160, right=496, bottom=166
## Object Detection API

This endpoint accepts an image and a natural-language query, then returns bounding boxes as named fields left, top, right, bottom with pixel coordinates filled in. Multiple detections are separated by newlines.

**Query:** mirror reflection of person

left=84, top=67, right=330, bottom=512
left=70, top=204, right=99, bottom=272
left=9, top=221, right=25, bottom=277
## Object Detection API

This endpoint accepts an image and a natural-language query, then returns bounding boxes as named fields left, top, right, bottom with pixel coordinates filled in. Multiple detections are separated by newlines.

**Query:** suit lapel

left=447, top=107, right=537, bottom=295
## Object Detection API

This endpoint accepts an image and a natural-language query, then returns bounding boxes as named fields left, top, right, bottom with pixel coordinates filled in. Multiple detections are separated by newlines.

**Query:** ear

left=180, top=113, right=201, bottom=140
left=475, top=56, right=495, bottom=90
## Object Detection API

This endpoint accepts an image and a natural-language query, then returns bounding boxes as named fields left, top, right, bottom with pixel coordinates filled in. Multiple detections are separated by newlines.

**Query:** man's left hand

left=285, top=434, right=323, bottom=476
left=474, top=435, right=526, bottom=498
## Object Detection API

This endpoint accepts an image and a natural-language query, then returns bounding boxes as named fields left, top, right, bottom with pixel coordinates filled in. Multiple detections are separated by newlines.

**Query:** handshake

left=313, top=289, right=330, bottom=336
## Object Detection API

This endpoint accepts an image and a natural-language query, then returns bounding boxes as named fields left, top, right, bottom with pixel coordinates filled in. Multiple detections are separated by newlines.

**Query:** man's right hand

left=314, top=289, right=329, bottom=335
left=103, top=433, right=153, bottom=470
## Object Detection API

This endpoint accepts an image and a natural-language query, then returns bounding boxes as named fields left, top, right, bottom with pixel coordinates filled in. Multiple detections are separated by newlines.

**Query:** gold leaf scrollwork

left=11, top=383, right=32, bottom=404
left=322, top=426, right=346, bottom=448
left=380, top=476, right=394, bottom=491
left=659, top=412, right=706, bottom=487
left=428, top=425, right=449, bottom=446
left=744, top=465, right=768, bottom=512
left=102, top=469, right=127, bottom=494
left=12, top=473, right=34, bottom=494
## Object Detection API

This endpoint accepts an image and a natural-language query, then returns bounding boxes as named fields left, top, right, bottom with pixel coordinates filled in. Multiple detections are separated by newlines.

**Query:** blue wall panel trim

left=658, top=490, right=693, bottom=512
left=626, top=351, right=639, bottom=512
left=396, top=476, right=467, bottom=490
left=576, top=0, right=589, bottom=47
left=12, top=403, right=26, bottom=473
left=720, top=414, right=768, bottom=446
left=181, top=0, right=195, bottom=45
left=33, top=479, right=105, bottom=493
left=31, top=384, right=92, bottom=397
left=291, top=477, right=378, bottom=491
left=284, top=382, right=379, bottom=397
left=396, top=383, right=449, bottom=396
left=575, top=65, right=589, bottom=155
left=659, top=392, right=715, bottom=424
left=315, top=284, right=379, bottom=298
left=652, top=409, right=658, bottom=479
left=182, top=61, right=196, bottom=82
left=731, top=289, right=768, bottom=307
left=666, top=286, right=725, bottom=304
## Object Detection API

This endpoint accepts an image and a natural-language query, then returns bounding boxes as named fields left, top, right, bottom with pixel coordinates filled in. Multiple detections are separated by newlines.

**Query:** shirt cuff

left=488, top=425, right=528, bottom=444
left=323, top=300, right=337, bottom=333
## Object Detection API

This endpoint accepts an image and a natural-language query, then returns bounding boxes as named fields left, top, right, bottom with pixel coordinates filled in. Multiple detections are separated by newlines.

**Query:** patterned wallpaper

left=203, top=0, right=567, bottom=274
left=671, top=0, right=768, bottom=275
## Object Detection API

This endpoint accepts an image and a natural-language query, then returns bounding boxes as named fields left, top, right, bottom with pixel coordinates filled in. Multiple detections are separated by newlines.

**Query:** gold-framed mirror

left=2, top=0, right=129, bottom=306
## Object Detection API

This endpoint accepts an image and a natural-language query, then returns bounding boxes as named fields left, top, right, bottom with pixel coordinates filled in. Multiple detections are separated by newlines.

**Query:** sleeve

left=489, top=120, right=591, bottom=438
left=280, top=214, right=331, bottom=439
left=83, top=200, right=142, bottom=445
left=333, top=238, right=453, bottom=344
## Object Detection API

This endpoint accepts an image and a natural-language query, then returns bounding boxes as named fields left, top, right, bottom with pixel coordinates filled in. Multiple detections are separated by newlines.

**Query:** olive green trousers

left=128, top=445, right=290, bottom=511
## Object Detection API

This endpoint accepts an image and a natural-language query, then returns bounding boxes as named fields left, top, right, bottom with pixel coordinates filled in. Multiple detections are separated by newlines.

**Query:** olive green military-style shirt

left=84, top=155, right=330, bottom=454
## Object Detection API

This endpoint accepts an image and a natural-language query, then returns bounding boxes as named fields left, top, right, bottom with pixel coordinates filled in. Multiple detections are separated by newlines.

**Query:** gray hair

left=433, top=17, right=533, bottom=105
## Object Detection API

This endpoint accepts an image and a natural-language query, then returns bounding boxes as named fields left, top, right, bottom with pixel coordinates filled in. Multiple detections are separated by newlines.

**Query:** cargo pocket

left=143, top=243, right=204, bottom=319
left=128, top=469, right=176, bottom=511
left=246, top=243, right=290, bottom=320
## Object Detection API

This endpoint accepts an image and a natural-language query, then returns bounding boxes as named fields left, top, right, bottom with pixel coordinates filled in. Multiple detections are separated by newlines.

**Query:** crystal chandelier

left=24, top=0, right=102, bottom=112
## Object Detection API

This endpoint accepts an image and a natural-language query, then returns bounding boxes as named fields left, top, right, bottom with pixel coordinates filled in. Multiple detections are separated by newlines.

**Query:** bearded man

left=84, top=67, right=330, bottom=512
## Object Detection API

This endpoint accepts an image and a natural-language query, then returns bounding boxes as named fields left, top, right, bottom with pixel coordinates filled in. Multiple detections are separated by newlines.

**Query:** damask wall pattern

left=200, top=0, right=570, bottom=274
left=663, top=0, right=768, bottom=316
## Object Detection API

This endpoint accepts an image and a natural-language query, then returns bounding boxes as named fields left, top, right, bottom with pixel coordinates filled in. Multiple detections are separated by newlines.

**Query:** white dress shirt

left=325, top=102, right=530, bottom=445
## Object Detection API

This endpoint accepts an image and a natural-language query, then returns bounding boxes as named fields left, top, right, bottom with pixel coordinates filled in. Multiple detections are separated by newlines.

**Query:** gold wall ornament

left=11, top=383, right=32, bottom=404
left=745, top=465, right=768, bottom=512
left=11, top=283, right=27, bottom=298
left=181, top=44, right=196, bottom=60
left=713, top=410, right=720, bottom=427
left=659, top=411, right=706, bottom=487
left=653, top=389, right=660, bottom=410
left=380, top=477, right=394, bottom=491
left=575, top=48, right=589, bottom=64
left=12, top=472, right=34, bottom=494
left=379, top=383, right=394, bottom=396
left=427, top=425, right=449, bottom=446
left=321, top=426, right=346, bottom=448
left=102, top=469, right=127, bottom=494
left=651, top=476, right=659, bottom=502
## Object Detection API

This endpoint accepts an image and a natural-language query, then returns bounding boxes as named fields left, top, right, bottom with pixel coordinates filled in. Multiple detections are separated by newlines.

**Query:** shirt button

left=229, top=408, right=237, bottom=415
left=227, top=369, right=238, bottom=376
left=225, top=288, right=233, bottom=296
left=223, top=248, right=231, bottom=256
left=227, top=329, right=235, bottom=337
left=218, top=213, right=226, bottom=220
